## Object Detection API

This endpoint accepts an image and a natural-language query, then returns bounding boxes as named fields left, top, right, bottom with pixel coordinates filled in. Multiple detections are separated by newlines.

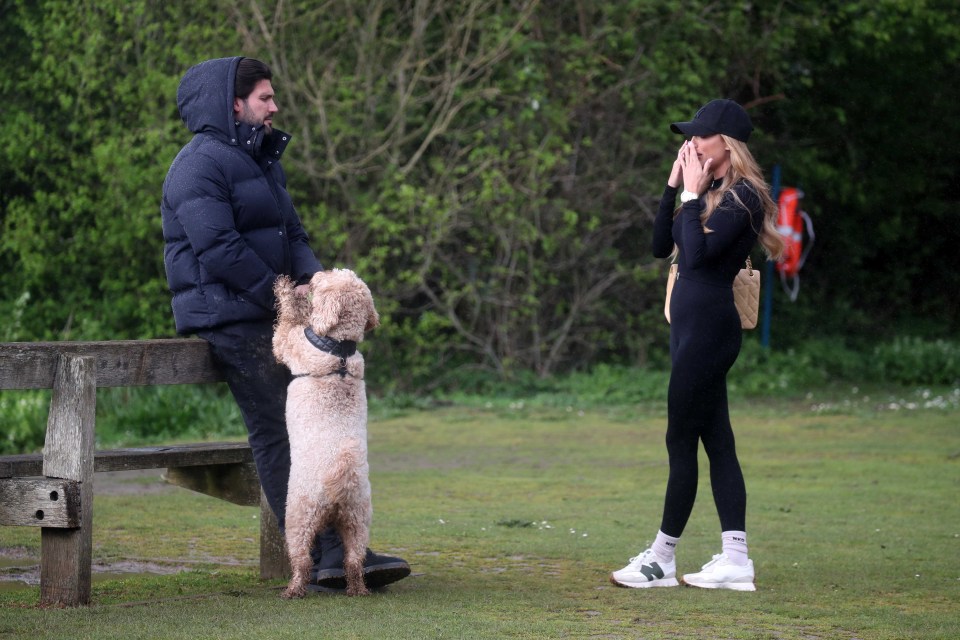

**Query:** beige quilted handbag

left=665, top=258, right=760, bottom=330
left=733, top=258, right=760, bottom=330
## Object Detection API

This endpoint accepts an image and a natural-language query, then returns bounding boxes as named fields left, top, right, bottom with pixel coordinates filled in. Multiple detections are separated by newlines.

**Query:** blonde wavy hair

left=689, top=135, right=784, bottom=261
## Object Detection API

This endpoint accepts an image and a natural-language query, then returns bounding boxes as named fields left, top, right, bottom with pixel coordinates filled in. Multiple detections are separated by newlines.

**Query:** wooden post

left=39, top=354, right=95, bottom=607
left=259, top=490, right=290, bottom=579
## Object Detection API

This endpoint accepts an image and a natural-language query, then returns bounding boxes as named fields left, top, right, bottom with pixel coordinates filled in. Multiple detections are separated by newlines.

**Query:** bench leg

left=40, top=354, right=96, bottom=606
left=259, top=489, right=290, bottom=580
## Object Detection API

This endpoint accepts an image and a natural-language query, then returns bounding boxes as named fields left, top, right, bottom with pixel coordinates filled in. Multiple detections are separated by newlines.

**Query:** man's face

left=234, top=79, right=278, bottom=134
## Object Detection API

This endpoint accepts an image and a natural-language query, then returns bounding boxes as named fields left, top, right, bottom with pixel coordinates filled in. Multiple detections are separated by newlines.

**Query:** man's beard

left=238, top=103, right=272, bottom=134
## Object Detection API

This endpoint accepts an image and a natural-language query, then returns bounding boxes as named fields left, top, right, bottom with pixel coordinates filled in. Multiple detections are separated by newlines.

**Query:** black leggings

left=660, top=276, right=746, bottom=537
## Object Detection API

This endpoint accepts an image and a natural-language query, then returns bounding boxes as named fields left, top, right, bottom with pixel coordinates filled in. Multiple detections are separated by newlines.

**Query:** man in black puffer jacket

left=162, top=57, right=409, bottom=592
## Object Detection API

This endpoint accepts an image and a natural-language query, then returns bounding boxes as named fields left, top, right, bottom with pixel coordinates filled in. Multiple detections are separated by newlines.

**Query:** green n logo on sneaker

left=640, top=562, right=665, bottom=581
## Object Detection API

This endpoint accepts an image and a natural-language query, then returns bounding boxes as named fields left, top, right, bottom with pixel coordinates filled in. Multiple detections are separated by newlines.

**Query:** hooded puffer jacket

left=161, top=56, right=322, bottom=334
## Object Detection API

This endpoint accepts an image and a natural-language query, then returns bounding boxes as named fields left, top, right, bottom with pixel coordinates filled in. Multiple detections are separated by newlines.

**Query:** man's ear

left=233, top=97, right=242, bottom=116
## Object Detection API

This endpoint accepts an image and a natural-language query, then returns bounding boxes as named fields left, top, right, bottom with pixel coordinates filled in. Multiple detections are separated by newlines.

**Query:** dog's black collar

left=295, top=327, right=358, bottom=379
left=304, top=327, right=357, bottom=358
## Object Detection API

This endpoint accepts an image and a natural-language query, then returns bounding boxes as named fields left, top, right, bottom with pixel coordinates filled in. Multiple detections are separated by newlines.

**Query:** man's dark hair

left=235, top=58, right=272, bottom=100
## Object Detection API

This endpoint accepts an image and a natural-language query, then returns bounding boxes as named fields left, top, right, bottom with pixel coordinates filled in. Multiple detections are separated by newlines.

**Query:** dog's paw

left=274, top=274, right=294, bottom=295
left=280, top=585, right=307, bottom=599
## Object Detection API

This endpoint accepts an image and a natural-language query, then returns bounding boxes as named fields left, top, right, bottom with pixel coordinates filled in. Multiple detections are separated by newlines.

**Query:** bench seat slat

left=0, top=442, right=252, bottom=478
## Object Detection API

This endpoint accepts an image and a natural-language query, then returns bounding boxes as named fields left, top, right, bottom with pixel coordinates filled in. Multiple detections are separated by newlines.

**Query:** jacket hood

left=177, top=56, right=242, bottom=144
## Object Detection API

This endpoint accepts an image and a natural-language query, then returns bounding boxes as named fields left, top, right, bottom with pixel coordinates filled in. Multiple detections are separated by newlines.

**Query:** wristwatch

left=680, top=190, right=699, bottom=203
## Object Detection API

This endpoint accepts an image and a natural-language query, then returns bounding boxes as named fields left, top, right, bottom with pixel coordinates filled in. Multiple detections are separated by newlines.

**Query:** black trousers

left=199, top=321, right=293, bottom=530
left=660, top=277, right=747, bottom=537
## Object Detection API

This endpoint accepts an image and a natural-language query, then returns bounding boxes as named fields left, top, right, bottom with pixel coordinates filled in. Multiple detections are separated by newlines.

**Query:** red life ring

left=776, top=187, right=804, bottom=278
left=775, top=187, right=815, bottom=301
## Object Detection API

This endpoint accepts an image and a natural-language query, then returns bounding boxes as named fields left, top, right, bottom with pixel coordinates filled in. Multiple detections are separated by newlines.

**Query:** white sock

left=721, top=530, right=749, bottom=566
left=651, top=530, right=680, bottom=562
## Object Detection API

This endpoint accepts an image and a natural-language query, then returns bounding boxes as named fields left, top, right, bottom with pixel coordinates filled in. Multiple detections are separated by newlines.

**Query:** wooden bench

left=0, top=340, right=288, bottom=606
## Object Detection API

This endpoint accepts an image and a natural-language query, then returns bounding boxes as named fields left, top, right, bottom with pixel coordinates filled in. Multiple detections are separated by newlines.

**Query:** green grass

left=1, top=390, right=959, bottom=639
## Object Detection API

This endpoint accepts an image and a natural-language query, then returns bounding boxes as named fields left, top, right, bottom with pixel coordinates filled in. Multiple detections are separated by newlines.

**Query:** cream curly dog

left=272, top=268, right=380, bottom=597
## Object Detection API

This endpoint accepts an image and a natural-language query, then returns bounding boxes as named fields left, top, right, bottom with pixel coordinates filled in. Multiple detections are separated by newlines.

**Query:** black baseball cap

left=670, top=99, right=753, bottom=142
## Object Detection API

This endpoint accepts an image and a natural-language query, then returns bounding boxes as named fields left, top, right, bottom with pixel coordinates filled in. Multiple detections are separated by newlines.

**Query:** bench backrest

left=0, top=339, right=235, bottom=475
left=0, top=339, right=223, bottom=390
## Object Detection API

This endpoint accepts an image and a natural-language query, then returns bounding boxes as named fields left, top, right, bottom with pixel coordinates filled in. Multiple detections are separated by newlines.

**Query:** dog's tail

left=322, top=438, right=370, bottom=509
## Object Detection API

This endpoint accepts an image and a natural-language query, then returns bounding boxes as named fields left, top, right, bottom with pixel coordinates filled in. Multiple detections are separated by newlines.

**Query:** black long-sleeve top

left=652, top=181, right=763, bottom=287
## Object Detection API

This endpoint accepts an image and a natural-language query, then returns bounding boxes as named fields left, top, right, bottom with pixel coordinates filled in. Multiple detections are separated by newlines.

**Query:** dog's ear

left=310, top=282, right=342, bottom=336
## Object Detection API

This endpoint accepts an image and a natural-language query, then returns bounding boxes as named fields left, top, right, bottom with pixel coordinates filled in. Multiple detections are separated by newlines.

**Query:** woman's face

left=691, top=134, right=730, bottom=177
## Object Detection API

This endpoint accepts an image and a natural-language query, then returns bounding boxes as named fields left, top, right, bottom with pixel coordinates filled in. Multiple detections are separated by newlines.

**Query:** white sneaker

left=682, top=553, right=756, bottom=591
left=610, top=548, right=679, bottom=588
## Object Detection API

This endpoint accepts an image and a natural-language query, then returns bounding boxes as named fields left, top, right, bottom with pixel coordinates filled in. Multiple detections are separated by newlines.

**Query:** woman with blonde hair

left=611, top=99, right=782, bottom=591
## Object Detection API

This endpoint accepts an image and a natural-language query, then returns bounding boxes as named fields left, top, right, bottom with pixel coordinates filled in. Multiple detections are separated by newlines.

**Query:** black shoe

left=310, top=533, right=411, bottom=591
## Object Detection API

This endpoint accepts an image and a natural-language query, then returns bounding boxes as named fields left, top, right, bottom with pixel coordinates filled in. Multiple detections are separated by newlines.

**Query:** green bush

left=93, top=386, right=245, bottom=447
left=548, top=364, right=669, bottom=407
left=728, top=336, right=866, bottom=395
left=736, top=336, right=960, bottom=390
left=0, top=386, right=245, bottom=455
left=0, top=390, right=50, bottom=455
left=872, top=337, right=960, bottom=385
left=728, top=341, right=815, bottom=396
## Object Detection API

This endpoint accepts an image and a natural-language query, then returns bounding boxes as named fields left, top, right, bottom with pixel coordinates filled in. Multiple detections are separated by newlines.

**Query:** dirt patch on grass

left=0, top=553, right=193, bottom=587
left=0, top=546, right=202, bottom=588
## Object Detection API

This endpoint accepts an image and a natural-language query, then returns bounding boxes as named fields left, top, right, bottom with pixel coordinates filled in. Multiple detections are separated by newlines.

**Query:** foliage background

left=2, top=0, right=959, bottom=392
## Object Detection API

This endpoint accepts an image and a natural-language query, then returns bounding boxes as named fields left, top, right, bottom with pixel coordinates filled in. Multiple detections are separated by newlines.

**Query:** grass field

left=1, top=386, right=958, bottom=639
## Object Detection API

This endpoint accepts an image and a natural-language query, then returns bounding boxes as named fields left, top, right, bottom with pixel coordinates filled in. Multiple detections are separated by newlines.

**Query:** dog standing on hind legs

left=273, top=268, right=380, bottom=598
